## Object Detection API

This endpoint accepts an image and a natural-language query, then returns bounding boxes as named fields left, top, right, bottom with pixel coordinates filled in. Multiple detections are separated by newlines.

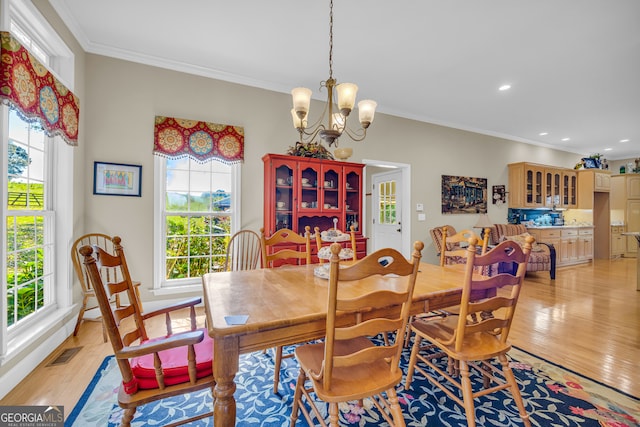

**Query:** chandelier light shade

left=291, top=0, right=376, bottom=147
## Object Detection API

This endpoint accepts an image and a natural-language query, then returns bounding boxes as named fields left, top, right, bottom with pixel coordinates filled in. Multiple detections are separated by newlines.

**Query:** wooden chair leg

left=290, top=369, right=305, bottom=427
left=387, top=387, right=405, bottom=427
left=499, top=355, right=532, bottom=427
left=328, top=402, right=340, bottom=427
left=73, top=296, right=89, bottom=336
left=119, top=407, right=135, bottom=427
left=459, top=361, right=477, bottom=427
left=404, top=333, right=421, bottom=390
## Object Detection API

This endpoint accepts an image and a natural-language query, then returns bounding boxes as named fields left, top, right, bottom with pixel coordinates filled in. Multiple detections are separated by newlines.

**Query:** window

left=154, top=157, right=240, bottom=290
left=5, top=110, right=53, bottom=327
left=1, top=0, right=75, bottom=358
left=378, top=179, right=397, bottom=225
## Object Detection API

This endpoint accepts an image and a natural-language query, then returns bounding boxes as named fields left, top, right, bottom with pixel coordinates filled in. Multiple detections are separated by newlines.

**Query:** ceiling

left=50, top=0, right=640, bottom=161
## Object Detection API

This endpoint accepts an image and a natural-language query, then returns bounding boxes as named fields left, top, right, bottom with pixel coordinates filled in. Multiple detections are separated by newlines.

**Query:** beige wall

left=82, top=54, right=580, bottom=287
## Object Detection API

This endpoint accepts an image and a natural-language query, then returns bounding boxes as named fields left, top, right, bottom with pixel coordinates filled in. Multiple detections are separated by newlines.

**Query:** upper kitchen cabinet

left=561, top=170, right=577, bottom=208
left=508, top=162, right=545, bottom=208
left=578, top=169, right=611, bottom=209
left=509, top=162, right=580, bottom=209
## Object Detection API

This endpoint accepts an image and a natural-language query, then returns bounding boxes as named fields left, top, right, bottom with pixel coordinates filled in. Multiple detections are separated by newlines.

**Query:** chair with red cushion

left=80, top=236, right=215, bottom=427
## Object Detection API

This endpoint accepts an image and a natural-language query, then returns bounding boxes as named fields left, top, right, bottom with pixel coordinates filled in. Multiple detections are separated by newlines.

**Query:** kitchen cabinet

left=562, top=170, right=577, bottom=208
left=611, top=225, right=626, bottom=258
left=544, top=168, right=562, bottom=207
left=577, top=228, right=594, bottom=261
left=560, top=228, right=578, bottom=264
left=508, top=162, right=545, bottom=208
left=509, top=163, right=576, bottom=208
left=578, top=169, right=611, bottom=209
left=611, top=175, right=640, bottom=258
left=262, top=153, right=367, bottom=258
left=626, top=175, right=640, bottom=198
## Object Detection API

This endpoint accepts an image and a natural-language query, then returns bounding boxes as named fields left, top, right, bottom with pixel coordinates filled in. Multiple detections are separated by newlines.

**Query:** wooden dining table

left=202, top=261, right=476, bottom=426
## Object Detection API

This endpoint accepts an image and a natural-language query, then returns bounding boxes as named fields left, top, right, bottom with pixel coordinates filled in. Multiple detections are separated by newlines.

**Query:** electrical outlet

left=418, top=213, right=426, bottom=221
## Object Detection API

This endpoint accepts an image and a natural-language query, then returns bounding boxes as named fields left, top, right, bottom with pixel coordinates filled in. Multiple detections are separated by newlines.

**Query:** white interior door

left=372, top=170, right=403, bottom=252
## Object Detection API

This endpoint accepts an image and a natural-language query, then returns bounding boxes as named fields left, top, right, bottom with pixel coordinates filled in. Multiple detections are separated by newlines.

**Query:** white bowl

left=334, top=147, right=353, bottom=161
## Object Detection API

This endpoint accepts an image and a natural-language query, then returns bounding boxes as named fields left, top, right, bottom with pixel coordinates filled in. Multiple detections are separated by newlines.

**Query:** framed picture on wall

left=93, top=161, right=142, bottom=197
left=492, top=185, right=506, bottom=205
left=441, top=175, right=487, bottom=214
left=581, top=157, right=600, bottom=169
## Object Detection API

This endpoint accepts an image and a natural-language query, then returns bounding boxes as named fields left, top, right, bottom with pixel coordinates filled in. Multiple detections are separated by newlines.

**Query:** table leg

left=213, top=335, right=239, bottom=427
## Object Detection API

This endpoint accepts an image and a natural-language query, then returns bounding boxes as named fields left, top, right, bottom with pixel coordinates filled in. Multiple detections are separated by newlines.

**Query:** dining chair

left=79, top=236, right=215, bottom=427
left=224, top=229, right=261, bottom=271
left=404, top=236, right=534, bottom=427
left=261, top=226, right=311, bottom=268
left=290, top=241, right=424, bottom=427
left=260, top=226, right=313, bottom=393
left=70, top=233, right=143, bottom=341
left=440, top=226, right=490, bottom=266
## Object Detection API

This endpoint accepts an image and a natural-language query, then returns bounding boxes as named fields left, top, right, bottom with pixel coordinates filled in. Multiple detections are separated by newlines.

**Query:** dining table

left=202, top=261, right=479, bottom=426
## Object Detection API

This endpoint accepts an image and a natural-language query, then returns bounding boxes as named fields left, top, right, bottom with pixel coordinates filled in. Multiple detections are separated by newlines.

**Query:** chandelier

left=290, top=0, right=377, bottom=147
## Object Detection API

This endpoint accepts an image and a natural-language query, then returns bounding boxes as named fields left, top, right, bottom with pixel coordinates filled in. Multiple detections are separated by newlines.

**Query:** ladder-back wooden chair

left=71, top=233, right=143, bottom=341
left=290, top=241, right=424, bottom=427
left=404, top=236, right=534, bottom=427
left=79, top=236, right=215, bottom=427
left=224, top=229, right=262, bottom=271
left=260, top=226, right=313, bottom=393
left=440, top=227, right=490, bottom=266
left=261, top=226, right=311, bottom=268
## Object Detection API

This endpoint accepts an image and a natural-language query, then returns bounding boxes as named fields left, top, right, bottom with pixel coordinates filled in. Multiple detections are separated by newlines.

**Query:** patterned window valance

left=153, top=116, right=244, bottom=164
left=0, top=31, right=79, bottom=146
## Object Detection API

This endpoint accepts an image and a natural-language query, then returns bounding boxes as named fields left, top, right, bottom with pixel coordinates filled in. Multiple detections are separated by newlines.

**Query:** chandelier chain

left=328, top=0, right=334, bottom=79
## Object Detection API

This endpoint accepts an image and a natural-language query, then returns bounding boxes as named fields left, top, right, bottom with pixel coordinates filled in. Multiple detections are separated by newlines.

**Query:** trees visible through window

left=5, top=109, right=53, bottom=326
left=159, top=157, right=238, bottom=286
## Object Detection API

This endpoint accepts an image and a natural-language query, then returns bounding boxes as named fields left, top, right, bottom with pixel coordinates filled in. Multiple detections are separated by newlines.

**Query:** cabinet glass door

left=299, top=165, right=319, bottom=213
left=275, top=164, right=293, bottom=230
left=345, top=170, right=360, bottom=232
left=321, top=165, right=341, bottom=213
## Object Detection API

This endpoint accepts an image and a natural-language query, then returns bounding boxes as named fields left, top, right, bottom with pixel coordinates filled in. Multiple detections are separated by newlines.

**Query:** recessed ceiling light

left=619, top=139, right=629, bottom=143
left=561, top=137, right=570, bottom=141
left=604, top=148, right=612, bottom=151
left=498, top=84, right=511, bottom=91
left=539, top=132, right=548, bottom=136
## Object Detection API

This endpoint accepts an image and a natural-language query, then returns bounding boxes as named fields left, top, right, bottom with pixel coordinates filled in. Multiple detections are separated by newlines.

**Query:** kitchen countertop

left=525, top=225, right=594, bottom=229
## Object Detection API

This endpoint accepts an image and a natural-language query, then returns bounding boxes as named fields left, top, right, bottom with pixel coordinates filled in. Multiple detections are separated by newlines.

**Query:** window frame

left=153, top=156, right=241, bottom=295
left=0, top=0, right=75, bottom=361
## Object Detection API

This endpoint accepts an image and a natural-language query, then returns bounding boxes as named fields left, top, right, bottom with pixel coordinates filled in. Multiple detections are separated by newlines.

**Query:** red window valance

left=153, top=116, right=244, bottom=164
left=0, top=31, right=79, bottom=146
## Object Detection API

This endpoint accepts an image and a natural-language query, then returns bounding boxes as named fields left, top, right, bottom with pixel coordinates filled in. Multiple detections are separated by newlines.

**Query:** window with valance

left=0, top=31, right=80, bottom=146
left=153, top=116, right=243, bottom=289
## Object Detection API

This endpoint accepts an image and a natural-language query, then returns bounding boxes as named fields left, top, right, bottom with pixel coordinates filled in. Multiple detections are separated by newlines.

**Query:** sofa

left=489, top=224, right=556, bottom=280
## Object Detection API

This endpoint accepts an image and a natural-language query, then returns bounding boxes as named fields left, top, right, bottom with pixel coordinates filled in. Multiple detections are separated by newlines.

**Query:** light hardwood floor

left=1, top=257, right=638, bottom=420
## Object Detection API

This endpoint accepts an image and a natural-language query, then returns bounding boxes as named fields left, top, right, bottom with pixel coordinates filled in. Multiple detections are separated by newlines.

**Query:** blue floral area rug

left=66, top=344, right=639, bottom=426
